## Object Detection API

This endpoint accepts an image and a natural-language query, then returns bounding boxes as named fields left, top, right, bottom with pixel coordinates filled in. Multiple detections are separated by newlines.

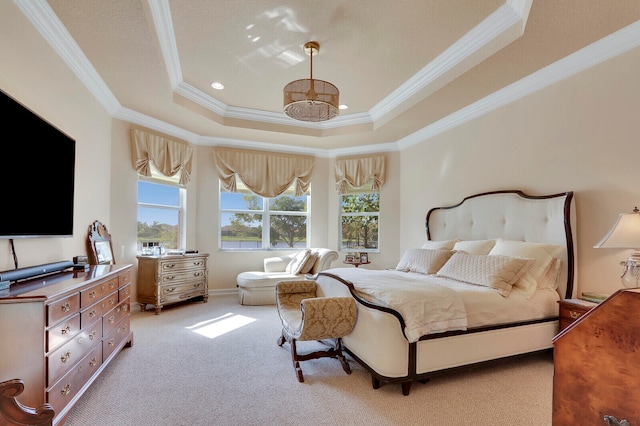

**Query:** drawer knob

left=89, top=290, right=96, bottom=299
left=89, top=357, right=98, bottom=367
left=89, top=309, right=97, bottom=318
left=61, top=302, right=71, bottom=312
left=61, top=351, right=71, bottom=363
left=60, top=383, right=71, bottom=396
left=61, top=325, right=71, bottom=335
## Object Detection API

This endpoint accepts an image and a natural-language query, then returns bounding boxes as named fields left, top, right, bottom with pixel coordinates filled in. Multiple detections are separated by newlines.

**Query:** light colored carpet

left=64, top=294, right=553, bottom=426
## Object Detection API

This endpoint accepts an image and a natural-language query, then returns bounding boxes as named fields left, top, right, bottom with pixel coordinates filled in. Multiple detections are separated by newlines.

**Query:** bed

left=312, top=190, right=576, bottom=395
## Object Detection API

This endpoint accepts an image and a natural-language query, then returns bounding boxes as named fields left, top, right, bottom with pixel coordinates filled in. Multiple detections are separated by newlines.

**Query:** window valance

left=334, top=155, right=387, bottom=194
left=213, top=147, right=314, bottom=197
left=130, top=129, right=193, bottom=185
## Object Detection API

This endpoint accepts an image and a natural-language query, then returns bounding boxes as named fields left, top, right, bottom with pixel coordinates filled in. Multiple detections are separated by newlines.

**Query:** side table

left=557, top=298, right=598, bottom=332
left=343, top=261, right=371, bottom=268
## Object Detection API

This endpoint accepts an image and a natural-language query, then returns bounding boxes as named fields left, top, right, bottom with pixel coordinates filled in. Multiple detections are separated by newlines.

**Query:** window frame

left=219, top=181, right=311, bottom=251
left=137, top=175, right=187, bottom=253
left=338, top=189, right=380, bottom=253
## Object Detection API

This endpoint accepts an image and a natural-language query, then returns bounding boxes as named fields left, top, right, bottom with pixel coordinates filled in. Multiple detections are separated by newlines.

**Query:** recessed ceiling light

left=211, top=82, right=224, bottom=90
left=339, top=104, right=349, bottom=110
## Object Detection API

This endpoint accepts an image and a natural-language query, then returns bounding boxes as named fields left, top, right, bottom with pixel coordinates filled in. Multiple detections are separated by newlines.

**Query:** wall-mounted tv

left=1, top=89, right=75, bottom=238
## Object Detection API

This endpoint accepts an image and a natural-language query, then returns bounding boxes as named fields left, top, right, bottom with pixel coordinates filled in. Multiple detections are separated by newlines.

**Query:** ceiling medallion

left=283, top=41, right=339, bottom=122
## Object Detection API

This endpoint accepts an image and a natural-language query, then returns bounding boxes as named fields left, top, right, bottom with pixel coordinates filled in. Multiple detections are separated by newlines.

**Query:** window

left=220, top=182, right=309, bottom=250
left=339, top=192, right=379, bottom=252
left=137, top=176, right=186, bottom=253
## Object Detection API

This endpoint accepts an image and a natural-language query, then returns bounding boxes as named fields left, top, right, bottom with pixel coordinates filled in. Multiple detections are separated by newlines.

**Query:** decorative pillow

left=488, top=239, right=564, bottom=297
left=286, top=249, right=312, bottom=274
left=395, top=249, right=455, bottom=275
left=436, top=252, right=534, bottom=297
left=539, top=258, right=562, bottom=290
left=299, top=251, right=319, bottom=274
left=453, top=239, right=497, bottom=255
left=420, top=239, right=457, bottom=250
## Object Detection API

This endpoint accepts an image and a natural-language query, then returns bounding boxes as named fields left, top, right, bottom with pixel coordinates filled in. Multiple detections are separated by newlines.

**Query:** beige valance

left=213, top=147, right=314, bottom=197
left=335, top=155, right=387, bottom=194
left=130, top=129, right=193, bottom=185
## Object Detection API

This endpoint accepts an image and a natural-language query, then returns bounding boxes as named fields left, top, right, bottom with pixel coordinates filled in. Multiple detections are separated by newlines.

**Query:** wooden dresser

left=136, top=253, right=209, bottom=314
left=0, top=264, right=133, bottom=426
left=552, top=288, right=640, bottom=424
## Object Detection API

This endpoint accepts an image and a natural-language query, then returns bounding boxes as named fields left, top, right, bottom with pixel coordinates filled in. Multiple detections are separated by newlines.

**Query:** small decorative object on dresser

left=136, top=253, right=209, bottom=314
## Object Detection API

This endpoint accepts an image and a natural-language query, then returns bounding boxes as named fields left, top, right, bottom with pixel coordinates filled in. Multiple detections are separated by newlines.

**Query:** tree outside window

left=220, top=183, right=309, bottom=250
left=137, top=179, right=185, bottom=252
left=340, top=193, right=379, bottom=251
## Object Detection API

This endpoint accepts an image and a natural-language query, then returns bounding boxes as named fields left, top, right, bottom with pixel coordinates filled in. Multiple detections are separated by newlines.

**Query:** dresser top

left=0, top=264, right=131, bottom=302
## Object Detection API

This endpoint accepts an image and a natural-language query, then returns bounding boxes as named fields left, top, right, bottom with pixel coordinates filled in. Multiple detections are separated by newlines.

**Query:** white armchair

left=236, top=248, right=338, bottom=305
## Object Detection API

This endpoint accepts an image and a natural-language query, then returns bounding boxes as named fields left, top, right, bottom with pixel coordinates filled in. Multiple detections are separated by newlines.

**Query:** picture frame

left=360, top=252, right=369, bottom=263
left=345, top=255, right=355, bottom=263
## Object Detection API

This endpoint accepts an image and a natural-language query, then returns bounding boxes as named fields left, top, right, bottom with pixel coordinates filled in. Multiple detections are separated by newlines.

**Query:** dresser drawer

left=47, top=325, right=101, bottom=385
left=47, top=293, right=80, bottom=326
left=159, top=268, right=206, bottom=285
left=80, top=277, right=119, bottom=307
left=81, top=290, right=118, bottom=326
left=119, top=283, right=131, bottom=301
left=119, top=269, right=131, bottom=286
left=47, top=344, right=103, bottom=415
left=103, top=315, right=131, bottom=360
left=160, top=280, right=206, bottom=301
left=103, top=297, right=130, bottom=337
left=47, top=313, right=80, bottom=352
left=159, top=257, right=206, bottom=274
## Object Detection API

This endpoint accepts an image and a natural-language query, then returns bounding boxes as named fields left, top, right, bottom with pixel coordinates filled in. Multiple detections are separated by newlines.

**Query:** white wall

left=0, top=3, right=113, bottom=271
left=399, top=46, right=640, bottom=296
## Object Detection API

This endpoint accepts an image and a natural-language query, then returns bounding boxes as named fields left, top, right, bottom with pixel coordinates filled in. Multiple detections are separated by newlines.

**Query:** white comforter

left=322, top=267, right=560, bottom=343
left=324, top=268, right=468, bottom=342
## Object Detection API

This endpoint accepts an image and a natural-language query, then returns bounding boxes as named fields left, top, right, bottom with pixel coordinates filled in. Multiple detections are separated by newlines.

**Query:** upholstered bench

left=237, top=248, right=338, bottom=305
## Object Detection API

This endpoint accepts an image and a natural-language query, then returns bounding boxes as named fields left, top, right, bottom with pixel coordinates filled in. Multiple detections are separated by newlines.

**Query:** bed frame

left=313, top=190, right=576, bottom=395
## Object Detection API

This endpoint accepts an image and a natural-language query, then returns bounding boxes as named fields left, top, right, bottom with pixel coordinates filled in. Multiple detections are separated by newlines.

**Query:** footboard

left=314, top=272, right=414, bottom=392
left=313, top=271, right=559, bottom=396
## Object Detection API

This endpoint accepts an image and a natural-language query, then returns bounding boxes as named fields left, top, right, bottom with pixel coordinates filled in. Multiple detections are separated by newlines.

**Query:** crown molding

left=397, top=20, right=640, bottom=150
left=13, top=1, right=640, bottom=158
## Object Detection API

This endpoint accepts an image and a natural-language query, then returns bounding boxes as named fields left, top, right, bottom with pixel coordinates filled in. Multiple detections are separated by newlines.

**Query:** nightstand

left=558, top=298, right=598, bottom=331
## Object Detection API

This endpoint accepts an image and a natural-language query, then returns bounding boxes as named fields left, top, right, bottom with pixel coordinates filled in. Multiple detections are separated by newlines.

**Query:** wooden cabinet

left=552, top=289, right=640, bottom=424
left=136, top=253, right=209, bottom=314
left=557, top=298, right=597, bottom=331
left=0, top=265, right=133, bottom=426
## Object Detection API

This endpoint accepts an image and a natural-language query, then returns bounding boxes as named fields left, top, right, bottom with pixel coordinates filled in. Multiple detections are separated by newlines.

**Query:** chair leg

left=335, top=338, right=352, bottom=375
left=276, top=330, right=285, bottom=347
left=290, top=339, right=304, bottom=383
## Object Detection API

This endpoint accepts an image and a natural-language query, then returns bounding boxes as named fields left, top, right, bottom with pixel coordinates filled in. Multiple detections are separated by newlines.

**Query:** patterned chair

left=276, top=280, right=357, bottom=382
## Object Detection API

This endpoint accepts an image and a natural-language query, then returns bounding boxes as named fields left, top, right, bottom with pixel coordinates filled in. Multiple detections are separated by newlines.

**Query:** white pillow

left=286, top=249, right=312, bottom=274
left=395, top=249, right=455, bottom=275
left=299, top=251, right=319, bottom=274
left=488, top=239, right=563, bottom=298
left=539, top=258, right=562, bottom=290
left=437, top=252, right=533, bottom=297
left=420, top=239, right=457, bottom=250
left=453, top=239, right=496, bottom=255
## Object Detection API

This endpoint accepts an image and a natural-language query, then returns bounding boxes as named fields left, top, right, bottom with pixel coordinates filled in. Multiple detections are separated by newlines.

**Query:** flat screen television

left=1, top=89, right=75, bottom=238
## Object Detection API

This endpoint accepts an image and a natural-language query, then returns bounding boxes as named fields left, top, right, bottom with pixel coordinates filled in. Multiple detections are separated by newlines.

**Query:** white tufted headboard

left=426, top=190, right=576, bottom=299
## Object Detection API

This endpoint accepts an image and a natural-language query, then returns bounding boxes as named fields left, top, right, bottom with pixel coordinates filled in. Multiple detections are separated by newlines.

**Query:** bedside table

left=558, top=298, right=598, bottom=331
